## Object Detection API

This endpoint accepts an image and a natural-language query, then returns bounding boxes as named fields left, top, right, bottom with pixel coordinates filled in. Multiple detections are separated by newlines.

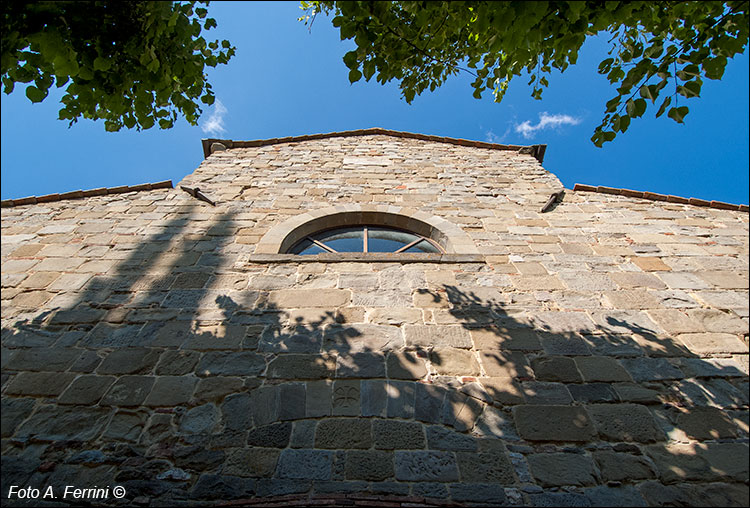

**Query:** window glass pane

left=314, top=227, right=363, bottom=252
left=289, top=238, right=327, bottom=255
left=368, top=227, right=419, bottom=252
left=404, top=238, right=441, bottom=253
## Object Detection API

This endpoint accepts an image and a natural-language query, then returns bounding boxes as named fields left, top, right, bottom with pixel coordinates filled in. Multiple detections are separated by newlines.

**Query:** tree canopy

left=300, top=1, right=749, bottom=146
left=1, top=1, right=234, bottom=131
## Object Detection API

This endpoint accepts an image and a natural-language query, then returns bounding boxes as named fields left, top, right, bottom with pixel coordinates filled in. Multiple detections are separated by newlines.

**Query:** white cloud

left=201, top=100, right=228, bottom=136
left=485, top=126, right=511, bottom=144
left=514, top=112, right=581, bottom=139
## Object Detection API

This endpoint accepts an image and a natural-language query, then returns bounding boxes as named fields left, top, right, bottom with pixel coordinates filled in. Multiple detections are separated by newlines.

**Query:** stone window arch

left=254, top=205, right=479, bottom=256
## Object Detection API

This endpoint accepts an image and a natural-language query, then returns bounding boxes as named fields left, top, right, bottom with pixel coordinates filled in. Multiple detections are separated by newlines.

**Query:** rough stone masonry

left=1, top=132, right=748, bottom=507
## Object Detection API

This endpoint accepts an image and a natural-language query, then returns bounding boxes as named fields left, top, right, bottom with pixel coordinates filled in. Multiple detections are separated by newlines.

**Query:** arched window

left=288, top=226, right=444, bottom=255
left=253, top=205, right=480, bottom=256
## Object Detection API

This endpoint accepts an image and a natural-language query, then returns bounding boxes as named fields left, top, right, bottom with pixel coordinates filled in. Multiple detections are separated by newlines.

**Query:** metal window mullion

left=363, top=227, right=368, bottom=253
left=394, top=237, right=424, bottom=253
left=308, top=237, right=338, bottom=253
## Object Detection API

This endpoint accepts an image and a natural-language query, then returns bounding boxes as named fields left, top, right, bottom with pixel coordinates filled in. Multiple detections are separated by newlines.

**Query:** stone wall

left=1, top=134, right=748, bottom=506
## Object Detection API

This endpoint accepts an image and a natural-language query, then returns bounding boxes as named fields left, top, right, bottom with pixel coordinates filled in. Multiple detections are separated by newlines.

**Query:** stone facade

left=1, top=132, right=748, bottom=507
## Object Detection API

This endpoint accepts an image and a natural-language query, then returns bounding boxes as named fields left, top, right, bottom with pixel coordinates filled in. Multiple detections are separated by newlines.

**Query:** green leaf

left=667, top=106, right=689, bottom=123
left=343, top=50, right=358, bottom=69
left=633, top=98, right=646, bottom=117
left=655, top=96, right=671, bottom=118
left=25, top=85, right=47, bottom=103
left=348, top=69, right=362, bottom=83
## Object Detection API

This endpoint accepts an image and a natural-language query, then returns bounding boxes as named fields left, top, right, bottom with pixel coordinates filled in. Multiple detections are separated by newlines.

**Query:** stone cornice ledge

left=248, top=253, right=486, bottom=264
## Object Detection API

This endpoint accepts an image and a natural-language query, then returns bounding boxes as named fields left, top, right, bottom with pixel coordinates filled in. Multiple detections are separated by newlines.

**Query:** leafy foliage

left=2, top=1, right=235, bottom=131
left=300, top=1, right=748, bottom=146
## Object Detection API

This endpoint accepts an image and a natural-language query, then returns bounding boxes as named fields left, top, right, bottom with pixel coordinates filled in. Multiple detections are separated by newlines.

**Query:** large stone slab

left=403, top=325, right=472, bottom=348
left=587, top=404, right=665, bottom=442
left=527, top=453, right=597, bottom=487
left=394, top=451, right=460, bottom=482
left=16, top=405, right=110, bottom=441
left=513, top=406, right=596, bottom=442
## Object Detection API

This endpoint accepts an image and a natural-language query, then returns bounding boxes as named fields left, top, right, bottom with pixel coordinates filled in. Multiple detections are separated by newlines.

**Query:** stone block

left=189, top=474, right=255, bottom=500
left=268, top=289, right=350, bottom=308
left=587, top=404, right=665, bottom=442
left=441, top=389, right=483, bottom=432
left=277, top=449, right=333, bottom=480
left=373, top=420, right=426, bottom=450
left=610, top=271, right=667, bottom=289
left=290, top=419, right=317, bottom=448
left=479, top=377, right=525, bottom=405
left=673, top=407, right=739, bottom=440
left=558, top=272, right=617, bottom=291
left=394, top=451, right=459, bottom=482
left=404, top=324, right=472, bottom=348
left=593, top=450, right=657, bottom=482
left=473, top=406, right=520, bottom=441
left=184, top=324, right=248, bottom=350
left=531, top=356, right=582, bottom=382
left=386, top=380, right=416, bottom=419
left=367, top=307, right=423, bottom=325
left=584, top=486, right=647, bottom=507
left=102, top=410, right=147, bottom=443
left=1, top=397, right=36, bottom=438
left=425, top=425, right=476, bottom=452
left=480, top=351, right=533, bottom=378
left=386, top=351, right=427, bottom=379
left=179, top=403, right=219, bottom=435
left=336, top=352, right=386, bottom=378
left=686, top=308, right=748, bottom=334
left=646, top=443, right=719, bottom=483
left=332, top=380, right=360, bottom=416
left=5, top=348, right=79, bottom=372
left=5, top=372, right=75, bottom=396
left=247, top=422, right=292, bottom=448
left=306, top=380, right=333, bottom=417
left=315, top=418, right=372, bottom=449
left=278, top=383, right=307, bottom=420
left=574, top=356, right=633, bottom=382
left=429, top=348, right=480, bottom=376
left=538, top=333, right=592, bottom=356
left=414, top=383, right=446, bottom=424
left=527, top=453, right=597, bottom=487
left=345, top=450, right=394, bottom=481
left=249, top=385, right=279, bottom=427
left=513, top=406, right=596, bottom=442
left=619, top=358, right=684, bottom=382
left=511, top=275, right=565, bottom=291
left=155, top=350, right=201, bottom=375
left=456, top=450, right=515, bottom=483
left=521, top=381, right=573, bottom=404
left=631, top=257, right=671, bottom=271
left=101, top=376, right=155, bottom=406
left=324, top=323, right=403, bottom=353
left=16, top=405, right=110, bottom=441
left=145, top=376, right=198, bottom=406
left=603, top=290, right=662, bottom=309
left=678, top=332, right=747, bottom=354
left=471, top=327, right=542, bottom=351
left=569, top=383, right=619, bottom=403
left=97, top=348, right=161, bottom=375
left=224, top=448, right=280, bottom=478
left=58, top=375, right=116, bottom=404
left=266, top=354, right=335, bottom=379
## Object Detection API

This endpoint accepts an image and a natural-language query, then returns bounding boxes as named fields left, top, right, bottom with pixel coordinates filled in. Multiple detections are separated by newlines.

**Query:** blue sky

left=2, top=1, right=748, bottom=204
